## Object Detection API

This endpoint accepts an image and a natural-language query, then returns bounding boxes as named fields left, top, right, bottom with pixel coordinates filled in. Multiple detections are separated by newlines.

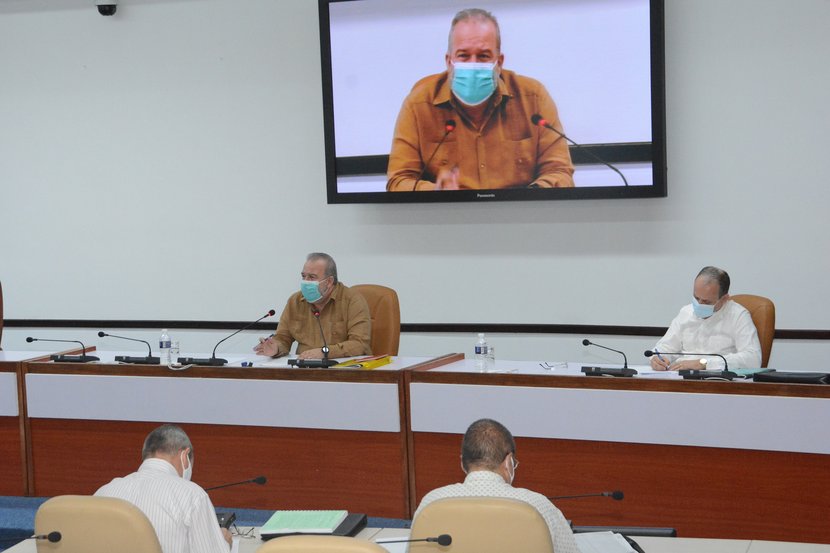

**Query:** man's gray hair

left=461, top=418, right=515, bottom=472
left=142, top=424, right=193, bottom=461
left=448, top=8, right=501, bottom=53
left=696, top=266, right=731, bottom=298
left=306, top=252, right=338, bottom=284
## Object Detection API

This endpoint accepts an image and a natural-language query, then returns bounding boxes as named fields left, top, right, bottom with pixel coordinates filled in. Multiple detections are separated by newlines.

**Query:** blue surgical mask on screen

left=692, top=297, right=716, bottom=319
left=300, top=280, right=324, bottom=303
left=451, top=62, right=496, bottom=106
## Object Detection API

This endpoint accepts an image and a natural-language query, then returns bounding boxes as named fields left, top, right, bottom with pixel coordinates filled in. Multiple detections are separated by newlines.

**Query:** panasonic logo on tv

left=476, top=193, right=496, bottom=198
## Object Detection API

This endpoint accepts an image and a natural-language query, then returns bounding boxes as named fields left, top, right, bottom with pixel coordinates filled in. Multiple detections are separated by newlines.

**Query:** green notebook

left=261, top=510, right=349, bottom=535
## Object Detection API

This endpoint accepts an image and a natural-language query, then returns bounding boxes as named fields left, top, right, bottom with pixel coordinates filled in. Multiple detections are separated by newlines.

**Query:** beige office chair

left=34, top=495, right=162, bottom=553
left=731, top=294, right=775, bottom=367
left=256, top=535, right=388, bottom=552
left=352, top=284, right=401, bottom=355
left=409, top=497, right=554, bottom=553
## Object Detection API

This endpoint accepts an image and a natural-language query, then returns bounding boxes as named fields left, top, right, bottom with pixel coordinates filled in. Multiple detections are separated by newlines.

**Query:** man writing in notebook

left=95, top=424, right=232, bottom=553
left=413, top=418, right=580, bottom=553
left=254, top=252, right=371, bottom=359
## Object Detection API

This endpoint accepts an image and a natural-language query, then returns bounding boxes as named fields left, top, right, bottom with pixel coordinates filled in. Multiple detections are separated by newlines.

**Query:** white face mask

left=181, top=451, right=193, bottom=481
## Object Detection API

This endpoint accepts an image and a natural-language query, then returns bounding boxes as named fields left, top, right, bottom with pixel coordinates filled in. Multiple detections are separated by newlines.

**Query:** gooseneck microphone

left=26, top=337, right=99, bottom=363
left=531, top=114, right=629, bottom=186
left=582, top=339, right=637, bottom=377
left=550, top=490, right=624, bottom=501
left=288, top=310, right=338, bottom=368
left=178, top=309, right=276, bottom=366
left=98, top=331, right=160, bottom=365
left=0, top=532, right=62, bottom=544
left=644, top=349, right=735, bottom=380
left=204, top=475, right=267, bottom=492
left=411, top=119, right=457, bottom=191
left=380, top=534, right=452, bottom=546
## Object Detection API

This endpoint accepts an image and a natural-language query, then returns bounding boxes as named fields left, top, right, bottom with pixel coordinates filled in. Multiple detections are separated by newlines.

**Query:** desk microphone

left=288, top=310, right=337, bottom=368
left=531, top=114, right=628, bottom=186
left=550, top=490, right=624, bottom=501
left=98, top=331, right=160, bottom=364
left=581, top=339, right=636, bottom=377
left=204, top=475, right=267, bottom=492
left=0, top=532, right=62, bottom=544
left=178, top=309, right=275, bottom=366
left=644, top=350, right=735, bottom=380
left=411, top=119, right=456, bottom=191
left=380, top=534, right=452, bottom=546
left=26, top=337, right=99, bottom=363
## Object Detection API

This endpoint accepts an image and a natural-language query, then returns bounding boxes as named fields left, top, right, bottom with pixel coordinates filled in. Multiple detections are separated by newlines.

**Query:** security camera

left=96, top=0, right=117, bottom=16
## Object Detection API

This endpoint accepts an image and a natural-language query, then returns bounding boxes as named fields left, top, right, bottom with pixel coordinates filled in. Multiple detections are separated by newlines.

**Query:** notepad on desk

left=260, top=510, right=349, bottom=537
left=333, top=355, right=392, bottom=369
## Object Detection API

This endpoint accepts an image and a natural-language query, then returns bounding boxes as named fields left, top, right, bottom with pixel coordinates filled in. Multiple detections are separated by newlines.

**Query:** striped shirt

left=414, top=471, right=581, bottom=553
left=95, top=458, right=229, bottom=553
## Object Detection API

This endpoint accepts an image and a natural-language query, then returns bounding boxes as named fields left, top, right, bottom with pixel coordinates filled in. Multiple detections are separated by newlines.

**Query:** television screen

left=319, top=0, right=666, bottom=203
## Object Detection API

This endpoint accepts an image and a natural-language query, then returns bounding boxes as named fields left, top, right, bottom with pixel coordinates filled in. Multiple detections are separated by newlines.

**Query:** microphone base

left=177, top=357, right=228, bottom=366
left=679, top=369, right=736, bottom=380
left=50, top=355, right=100, bottom=363
left=287, top=358, right=338, bottom=368
left=115, top=355, right=161, bottom=365
left=216, top=512, right=236, bottom=529
left=581, top=366, right=637, bottom=377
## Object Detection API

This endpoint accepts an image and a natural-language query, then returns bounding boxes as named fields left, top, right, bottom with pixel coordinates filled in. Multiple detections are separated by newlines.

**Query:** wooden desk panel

left=0, top=417, right=24, bottom=495
left=29, top=419, right=408, bottom=517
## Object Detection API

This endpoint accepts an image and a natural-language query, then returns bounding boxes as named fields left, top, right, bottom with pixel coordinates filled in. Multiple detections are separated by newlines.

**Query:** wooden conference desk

left=0, top=349, right=88, bottom=496
left=406, top=359, right=830, bottom=543
left=14, top=353, right=830, bottom=542
left=20, top=352, right=458, bottom=519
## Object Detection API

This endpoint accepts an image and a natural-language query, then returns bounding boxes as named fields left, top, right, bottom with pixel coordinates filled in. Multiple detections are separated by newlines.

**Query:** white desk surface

left=0, top=350, right=62, bottom=363
left=5, top=527, right=829, bottom=553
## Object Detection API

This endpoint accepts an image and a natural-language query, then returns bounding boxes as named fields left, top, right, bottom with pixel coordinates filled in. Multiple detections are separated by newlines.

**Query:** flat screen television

left=319, top=0, right=666, bottom=203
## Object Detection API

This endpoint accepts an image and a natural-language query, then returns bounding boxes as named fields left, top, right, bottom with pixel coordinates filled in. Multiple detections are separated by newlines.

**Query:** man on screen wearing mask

left=412, top=419, right=580, bottom=553
left=650, top=266, right=762, bottom=370
left=387, top=8, right=574, bottom=191
left=254, top=252, right=371, bottom=359
left=95, top=424, right=232, bottom=553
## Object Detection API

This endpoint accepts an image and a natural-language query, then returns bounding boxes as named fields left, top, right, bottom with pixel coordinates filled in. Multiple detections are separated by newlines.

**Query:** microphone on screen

left=411, top=119, right=457, bottom=191
left=204, top=475, right=267, bottom=492
left=379, top=534, right=452, bottom=546
left=644, top=349, right=735, bottom=380
left=178, top=310, right=276, bottom=367
left=531, top=114, right=629, bottom=186
left=98, top=331, right=160, bottom=365
left=26, top=337, right=99, bottom=363
left=288, top=310, right=338, bottom=368
left=549, top=490, right=624, bottom=501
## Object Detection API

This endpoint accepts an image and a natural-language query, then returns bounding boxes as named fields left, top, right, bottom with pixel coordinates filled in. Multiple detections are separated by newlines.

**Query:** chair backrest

left=409, top=497, right=554, bottom=553
left=34, top=495, right=163, bottom=553
left=256, top=535, right=388, bottom=553
left=351, top=284, right=401, bottom=356
left=731, top=294, right=775, bottom=368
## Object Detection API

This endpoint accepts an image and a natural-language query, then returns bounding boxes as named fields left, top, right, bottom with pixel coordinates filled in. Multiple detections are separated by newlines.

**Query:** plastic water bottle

left=474, top=333, right=489, bottom=372
left=159, top=329, right=171, bottom=365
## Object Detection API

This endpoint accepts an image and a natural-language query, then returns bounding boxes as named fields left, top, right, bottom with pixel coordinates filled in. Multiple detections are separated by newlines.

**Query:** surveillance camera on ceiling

left=96, top=0, right=117, bottom=16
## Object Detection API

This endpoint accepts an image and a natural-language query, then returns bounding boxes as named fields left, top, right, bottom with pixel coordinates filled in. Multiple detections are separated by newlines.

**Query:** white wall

left=1, top=0, right=828, bottom=367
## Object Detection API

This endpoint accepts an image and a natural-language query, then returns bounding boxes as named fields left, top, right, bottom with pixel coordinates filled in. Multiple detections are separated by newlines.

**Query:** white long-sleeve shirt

left=413, top=471, right=580, bottom=553
left=654, top=300, right=762, bottom=369
left=95, top=458, right=229, bottom=553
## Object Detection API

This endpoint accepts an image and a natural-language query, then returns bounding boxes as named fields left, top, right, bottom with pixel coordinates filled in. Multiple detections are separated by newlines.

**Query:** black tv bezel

left=318, top=0, right=667, bottom=204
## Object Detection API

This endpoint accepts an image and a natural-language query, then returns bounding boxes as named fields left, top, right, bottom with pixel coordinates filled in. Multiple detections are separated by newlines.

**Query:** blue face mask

left=692, top=297, right=716, bottom=319
left=451, top=62, right=496, bottom=106
left=300, top=280, right=324, bottom=303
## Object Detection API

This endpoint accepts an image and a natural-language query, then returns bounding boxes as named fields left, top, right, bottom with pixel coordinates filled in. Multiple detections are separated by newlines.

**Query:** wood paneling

left=30, top=419, right=409, bottom=518
left=0, top=417, right=24, bottom=495
left=412, top=432, right=830, bottom=543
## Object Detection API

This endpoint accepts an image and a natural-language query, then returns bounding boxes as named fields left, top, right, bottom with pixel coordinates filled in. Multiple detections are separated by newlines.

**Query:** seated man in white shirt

left=95, top=424, right=232, bottom=553
left=413, top=419, right=580, bottom=553
left=651, top=266, right=762, bottom=370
